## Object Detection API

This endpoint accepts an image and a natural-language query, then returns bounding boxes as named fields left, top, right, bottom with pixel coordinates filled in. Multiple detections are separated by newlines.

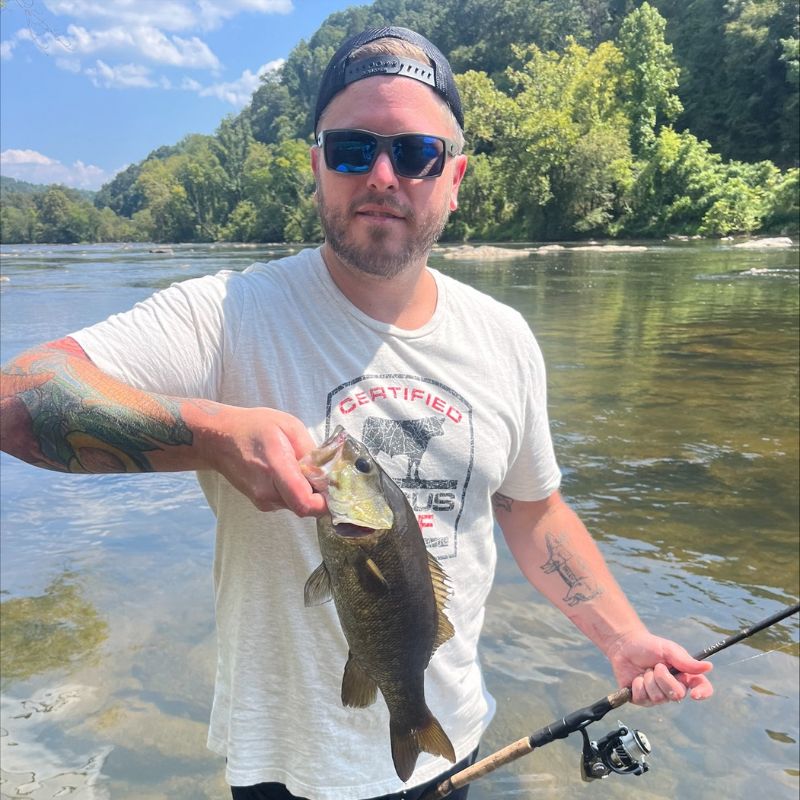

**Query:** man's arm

left=492, top=489, right=713, bottom=706
left=0, top=337, right=326, bottom=516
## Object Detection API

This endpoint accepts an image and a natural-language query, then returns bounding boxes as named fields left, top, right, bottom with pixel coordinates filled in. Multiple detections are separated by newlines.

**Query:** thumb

left=276, top=414, right=318, bottom=459
left=665, top=644, right=714, bottom=676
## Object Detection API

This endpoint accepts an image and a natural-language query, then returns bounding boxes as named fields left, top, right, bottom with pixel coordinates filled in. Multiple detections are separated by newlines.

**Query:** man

left=0, top=26, right=712, bottom=800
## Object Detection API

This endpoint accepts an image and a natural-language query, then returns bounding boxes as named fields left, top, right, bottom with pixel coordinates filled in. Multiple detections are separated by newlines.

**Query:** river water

left=1, top=241, right=798, bottom=799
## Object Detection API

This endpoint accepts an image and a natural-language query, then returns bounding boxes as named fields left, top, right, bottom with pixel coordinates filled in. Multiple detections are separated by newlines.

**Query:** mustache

left=348, top=193, right=414, bottom=221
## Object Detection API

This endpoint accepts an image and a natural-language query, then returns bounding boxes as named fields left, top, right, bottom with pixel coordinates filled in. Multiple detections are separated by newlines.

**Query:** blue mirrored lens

left=330, top=136, right=375, bottom=173
left=393, top=135, right=444, bottom=177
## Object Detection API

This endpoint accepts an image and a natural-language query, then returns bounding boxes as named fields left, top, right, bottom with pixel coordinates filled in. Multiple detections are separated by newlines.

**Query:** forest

left=1, top=0, right=798, bottom=244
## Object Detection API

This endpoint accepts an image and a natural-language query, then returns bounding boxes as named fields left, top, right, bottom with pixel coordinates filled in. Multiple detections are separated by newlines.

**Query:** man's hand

left=605, top=630, right=714, bottom=706
left=200, top=404, right=327, bottom=517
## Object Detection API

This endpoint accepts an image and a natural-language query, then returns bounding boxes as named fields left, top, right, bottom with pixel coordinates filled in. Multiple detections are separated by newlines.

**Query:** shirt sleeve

left=70, top=271, right=237, bottom=402
left=497, top=322, right=562, bottom=501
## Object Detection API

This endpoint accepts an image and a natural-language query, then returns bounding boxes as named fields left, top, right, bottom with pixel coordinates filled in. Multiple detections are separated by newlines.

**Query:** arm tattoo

left=540, top=532, right=603, bottom=607
left=4, top=346, right=192, bottom=473
left=491, top=492, right=514, bottom=513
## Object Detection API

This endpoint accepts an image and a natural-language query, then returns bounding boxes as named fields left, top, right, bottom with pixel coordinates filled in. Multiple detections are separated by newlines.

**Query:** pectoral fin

left=354, top=555, right=389, bottom=594
left=341, top=652, right=378, bottom=708
left=304, top=562, right=333, bottom=606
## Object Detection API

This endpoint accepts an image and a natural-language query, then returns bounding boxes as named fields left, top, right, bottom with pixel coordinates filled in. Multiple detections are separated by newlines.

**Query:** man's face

left=311, top=76, right=467, bottom=279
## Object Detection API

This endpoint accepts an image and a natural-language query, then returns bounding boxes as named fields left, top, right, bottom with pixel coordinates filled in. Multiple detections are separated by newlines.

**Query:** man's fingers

left=272, top=461, right=327, bottom=517
left=630, top=674, right=654, bottom=707
left=642, top=668, right=669, bottom=704
left=653, top=662, right=686, bottom=701
left=265, top=434, right=325, bottom=516
left=682, top=672, right=714, bottom=700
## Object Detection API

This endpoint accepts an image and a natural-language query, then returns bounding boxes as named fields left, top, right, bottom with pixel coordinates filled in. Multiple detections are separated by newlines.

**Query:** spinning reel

left=579, top=720, right=652, bottom=781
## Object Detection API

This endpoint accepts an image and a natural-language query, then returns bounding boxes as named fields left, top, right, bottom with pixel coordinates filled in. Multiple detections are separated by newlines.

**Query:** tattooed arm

left=0, top=338, right=326, bottom=516
left=492, top=490, right=712, bottom=706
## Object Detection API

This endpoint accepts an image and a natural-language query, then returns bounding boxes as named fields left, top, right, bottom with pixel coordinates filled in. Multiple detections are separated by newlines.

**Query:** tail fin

left=390, top=709, right=456, bottom=782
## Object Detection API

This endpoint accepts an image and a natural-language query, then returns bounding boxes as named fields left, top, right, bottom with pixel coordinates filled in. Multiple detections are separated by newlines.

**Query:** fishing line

left=716, top=640, right=800, bottom=669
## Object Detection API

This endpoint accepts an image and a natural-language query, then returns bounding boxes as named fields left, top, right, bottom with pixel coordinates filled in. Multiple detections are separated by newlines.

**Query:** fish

left=303, top=425, right=456, bottom=781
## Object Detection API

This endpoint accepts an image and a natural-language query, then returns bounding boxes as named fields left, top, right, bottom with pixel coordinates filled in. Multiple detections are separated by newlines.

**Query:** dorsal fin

left=427, top=551, right=455, bottom=652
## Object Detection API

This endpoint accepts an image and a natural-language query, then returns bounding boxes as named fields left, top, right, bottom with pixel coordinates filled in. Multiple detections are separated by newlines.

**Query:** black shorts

left=230, top=748, right=479, bottom=800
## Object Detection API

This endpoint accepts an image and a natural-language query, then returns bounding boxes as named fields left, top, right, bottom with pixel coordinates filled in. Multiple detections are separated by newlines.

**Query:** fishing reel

left=579, top=720, right=651, bottom=781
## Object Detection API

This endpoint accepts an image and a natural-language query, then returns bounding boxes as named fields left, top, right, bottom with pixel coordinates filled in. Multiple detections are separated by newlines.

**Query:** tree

left=214, top=115, right=255, bottom=210
left=175, top=136, right=232, bottom=241
left=616, top=2, right=682, bottom=154
left=134, top=159, right=194, bottom=242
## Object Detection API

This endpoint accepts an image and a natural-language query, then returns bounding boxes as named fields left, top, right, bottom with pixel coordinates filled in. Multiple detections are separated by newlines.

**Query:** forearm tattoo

left=541, top=532, right=603, bottom=607
left=4, top=346, right=192, bottom=473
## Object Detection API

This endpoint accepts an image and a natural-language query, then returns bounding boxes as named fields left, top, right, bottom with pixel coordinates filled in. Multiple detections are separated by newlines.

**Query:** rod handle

left=421, top=737, right=533, bottom=800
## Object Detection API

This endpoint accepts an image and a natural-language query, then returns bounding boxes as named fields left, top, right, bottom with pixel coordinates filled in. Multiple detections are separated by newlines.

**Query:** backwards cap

left=313, top=26, right=464, bottom=134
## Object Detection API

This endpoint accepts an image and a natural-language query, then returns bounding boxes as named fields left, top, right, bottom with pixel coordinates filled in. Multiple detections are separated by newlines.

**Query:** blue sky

left=0, top=0, right=366, bottom=190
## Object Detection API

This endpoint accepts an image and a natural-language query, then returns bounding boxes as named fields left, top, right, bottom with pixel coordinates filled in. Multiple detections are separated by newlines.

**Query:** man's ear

left=449, top=154, right=468, bottom=212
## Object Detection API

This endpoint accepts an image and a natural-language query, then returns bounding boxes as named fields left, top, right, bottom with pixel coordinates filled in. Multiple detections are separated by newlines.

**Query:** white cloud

left=0, top=149, right=117, bottom=190
left=42, top=0, right=293, bottom=32
left=194, top=0, right=293, bottom=30
left=1, top=149, right=58, bottom=166
left=196, top=58, right=283, bottom=106
left=85, top=60, right=157, bottom=89
left=180, top=76, right=203, bottom=91
left=1, top=40, right=17, bottom=60
left=31, top=24, right=220, bottom=68
left=6, top=1, right=293, bottom=97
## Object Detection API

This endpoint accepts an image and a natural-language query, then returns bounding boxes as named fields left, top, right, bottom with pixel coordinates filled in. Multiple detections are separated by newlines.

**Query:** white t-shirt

left=72, top=247, right=561, bottom=798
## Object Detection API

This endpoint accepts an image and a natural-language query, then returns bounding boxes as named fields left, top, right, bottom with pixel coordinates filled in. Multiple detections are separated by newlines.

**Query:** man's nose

left=368, top=151, right=398, bottom=191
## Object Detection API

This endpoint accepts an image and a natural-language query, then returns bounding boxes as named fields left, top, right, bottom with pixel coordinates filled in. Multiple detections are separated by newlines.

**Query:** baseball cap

left=313, top=26, right=464, bottom=134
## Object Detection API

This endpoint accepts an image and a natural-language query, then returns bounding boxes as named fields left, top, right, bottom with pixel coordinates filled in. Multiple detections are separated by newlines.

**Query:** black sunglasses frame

left=316, top=129, right=460, bottom=179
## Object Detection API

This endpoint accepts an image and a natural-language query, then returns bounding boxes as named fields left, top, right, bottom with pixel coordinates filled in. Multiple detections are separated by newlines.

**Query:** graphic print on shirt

left=325, top=374, right=474, bottom=560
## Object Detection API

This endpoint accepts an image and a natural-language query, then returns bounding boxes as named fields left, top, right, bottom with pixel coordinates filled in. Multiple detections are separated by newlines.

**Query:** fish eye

left=354, top=457, right=371, bottom=473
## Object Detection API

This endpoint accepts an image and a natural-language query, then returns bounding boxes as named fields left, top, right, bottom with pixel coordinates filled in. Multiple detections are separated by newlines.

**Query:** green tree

left=134, top=159, right=194, bottom=242
left=616, top=2, right=682, bottom=154
left=33, top=186, right=96, bottom=243
left=214, top=115, right=255, bottom=209
left=622, top=127, right=777, bottom=236
left=222, top=200, right=261, bottom=242
left=174, top=136, right=231, bottom=241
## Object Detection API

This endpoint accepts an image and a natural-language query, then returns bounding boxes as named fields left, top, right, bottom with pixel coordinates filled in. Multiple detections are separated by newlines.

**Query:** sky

left=0, top=0, right=367, bottom=190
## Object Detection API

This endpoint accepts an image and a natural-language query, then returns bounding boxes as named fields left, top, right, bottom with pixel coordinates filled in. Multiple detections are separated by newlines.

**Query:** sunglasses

left=317, top=129, right=460, bottom=179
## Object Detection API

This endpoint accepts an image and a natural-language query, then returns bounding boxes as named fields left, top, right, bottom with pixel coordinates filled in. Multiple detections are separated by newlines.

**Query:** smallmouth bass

left=303, top=425, right=456, bottom=781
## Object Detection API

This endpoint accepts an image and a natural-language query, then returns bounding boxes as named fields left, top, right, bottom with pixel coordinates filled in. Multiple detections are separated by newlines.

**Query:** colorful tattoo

left=540, top=532, right=603, bottom=607
left=491, top=492, right=514, bottom=513
left=3, top=345, right=192, bottom=473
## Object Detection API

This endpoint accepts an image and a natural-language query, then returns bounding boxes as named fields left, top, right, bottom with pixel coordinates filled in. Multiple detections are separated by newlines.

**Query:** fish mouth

left=301, top=427, right=348, bottom=492
left=312, top=427, right=349, bottom=466
left=334, top=523, right=380, bottom=539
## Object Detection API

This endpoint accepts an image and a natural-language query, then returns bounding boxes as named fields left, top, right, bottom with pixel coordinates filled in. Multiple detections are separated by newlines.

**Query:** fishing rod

left=421, top=601, right=800, bottom=800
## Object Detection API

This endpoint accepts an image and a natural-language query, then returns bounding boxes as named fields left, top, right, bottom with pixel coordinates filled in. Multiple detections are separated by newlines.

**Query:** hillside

left=2, top=0, right=797, bottom=244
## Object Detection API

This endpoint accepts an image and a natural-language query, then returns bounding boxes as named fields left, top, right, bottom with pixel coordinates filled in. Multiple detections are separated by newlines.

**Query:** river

left=1, top=240, right=798, bottom=799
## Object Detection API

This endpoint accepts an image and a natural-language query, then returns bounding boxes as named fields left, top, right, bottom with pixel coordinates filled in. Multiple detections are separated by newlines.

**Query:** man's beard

left=317, top=186, right=451, bottom=279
